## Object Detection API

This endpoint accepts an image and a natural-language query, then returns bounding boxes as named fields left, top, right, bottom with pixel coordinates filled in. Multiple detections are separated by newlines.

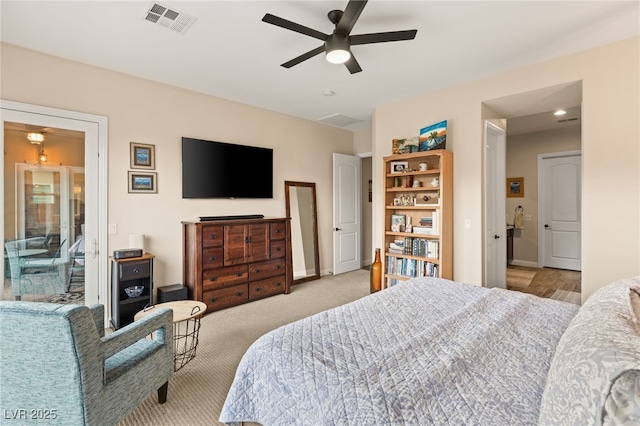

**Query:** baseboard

left=510, top=260, right=539, bottom=268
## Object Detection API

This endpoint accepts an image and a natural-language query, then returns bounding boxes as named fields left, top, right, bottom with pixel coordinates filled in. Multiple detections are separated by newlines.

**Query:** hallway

left=506, top=265, right=581, bottom=305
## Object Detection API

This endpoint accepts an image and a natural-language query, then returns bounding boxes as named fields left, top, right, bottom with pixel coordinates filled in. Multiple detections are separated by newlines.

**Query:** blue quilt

left=220, top=278, right=579, bottom=425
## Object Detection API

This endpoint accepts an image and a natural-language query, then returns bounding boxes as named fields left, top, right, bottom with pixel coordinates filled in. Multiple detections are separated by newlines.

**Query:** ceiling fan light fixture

left=326, top=48, right=350, bottom=64
left=325, top=34, right=351, bottom=64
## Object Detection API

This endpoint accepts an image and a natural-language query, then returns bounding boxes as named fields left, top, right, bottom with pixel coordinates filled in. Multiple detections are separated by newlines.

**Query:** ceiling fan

left=262, top=0, right=417, bottom=74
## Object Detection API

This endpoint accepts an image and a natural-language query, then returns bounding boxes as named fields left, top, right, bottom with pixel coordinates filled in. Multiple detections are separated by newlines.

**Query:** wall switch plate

left=524, top=215, right=532, bottom=221
left=108, top=224, right=117, bottom=234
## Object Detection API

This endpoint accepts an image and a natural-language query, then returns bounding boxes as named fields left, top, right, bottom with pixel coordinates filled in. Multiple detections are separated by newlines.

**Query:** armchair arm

left=89, top=304, right=105, bottom=337
left=102, top=308, right=173, bottom=359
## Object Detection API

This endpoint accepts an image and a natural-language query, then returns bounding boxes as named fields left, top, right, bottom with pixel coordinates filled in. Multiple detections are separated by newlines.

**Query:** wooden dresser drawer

left=249, top=275, right=286, bottom=300
left=203, top=265, right=247, bottom=291
left=204, top=284, right=248, bottom=311
left=202, top=226, right=223, bottom=248
left=270, top=222, right=286, bottom=240
left=118, top=260, right=151, bottom=280
left=202, top=247, right=224, bottom=269
left=249, top=258, right=286, bottom=281
left=270, top=239, right=286, bottom=259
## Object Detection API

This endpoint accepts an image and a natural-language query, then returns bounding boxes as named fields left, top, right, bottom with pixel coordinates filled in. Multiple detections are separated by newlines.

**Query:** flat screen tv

left=182, top=137, right=273, bottom=199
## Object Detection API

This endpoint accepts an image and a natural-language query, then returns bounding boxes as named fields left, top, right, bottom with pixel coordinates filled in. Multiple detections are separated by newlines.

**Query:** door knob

left=334, top=227, right=342, bottom=231
left=494, top=235, right=500, bottom=239
left=544, top=224, right=551, bottom=229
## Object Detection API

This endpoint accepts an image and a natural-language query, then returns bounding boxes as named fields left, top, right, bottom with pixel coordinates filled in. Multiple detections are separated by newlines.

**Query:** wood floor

left=506, top=265, right=581, bottom=304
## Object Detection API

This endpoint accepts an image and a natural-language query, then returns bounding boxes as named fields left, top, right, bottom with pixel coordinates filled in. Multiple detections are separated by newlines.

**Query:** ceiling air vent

left=143, top=2, right=197, bottom=34
left=557, top=117, right=579, bottom=123
left=318, top=113, right=363, bottom=128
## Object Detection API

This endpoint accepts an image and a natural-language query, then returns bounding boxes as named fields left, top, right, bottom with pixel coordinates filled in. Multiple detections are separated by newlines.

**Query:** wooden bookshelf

left=382, top=150, right=452, bottom=288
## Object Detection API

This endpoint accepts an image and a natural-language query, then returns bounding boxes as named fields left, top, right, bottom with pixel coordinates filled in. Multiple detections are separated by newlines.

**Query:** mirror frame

left=285, top=181, right=320, bottom=285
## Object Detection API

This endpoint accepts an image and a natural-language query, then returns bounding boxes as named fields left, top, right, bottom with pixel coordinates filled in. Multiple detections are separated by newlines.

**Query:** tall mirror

left=285, top=181, right=320, bottom=285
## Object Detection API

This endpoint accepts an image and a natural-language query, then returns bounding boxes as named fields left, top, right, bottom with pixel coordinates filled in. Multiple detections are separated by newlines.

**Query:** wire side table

left=135, top=300, right=207, bottom=371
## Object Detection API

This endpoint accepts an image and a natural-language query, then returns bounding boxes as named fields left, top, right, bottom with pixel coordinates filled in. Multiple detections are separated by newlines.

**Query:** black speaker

left=157, top=284, right=188, bottom=303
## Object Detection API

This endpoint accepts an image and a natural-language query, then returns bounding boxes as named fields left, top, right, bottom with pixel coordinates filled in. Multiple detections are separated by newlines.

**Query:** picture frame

left=128, top=171, right=157, bottom=194
left=390, top=161, right=409, bottom=174
left=390, top=214, right=406, bottom=232
left=419, top=120, right=447, bottom=151
left=130, top=142, right=155, bottom=170
left=506, top=177, right=524, bottom=197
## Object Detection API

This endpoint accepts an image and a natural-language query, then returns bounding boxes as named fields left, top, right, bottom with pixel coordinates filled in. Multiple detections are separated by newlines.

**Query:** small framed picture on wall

left=128, top=171, right=157, bottom=194
left=130, top=142, right=155, bottom=170
left=506, top=177, right=524, bottom=198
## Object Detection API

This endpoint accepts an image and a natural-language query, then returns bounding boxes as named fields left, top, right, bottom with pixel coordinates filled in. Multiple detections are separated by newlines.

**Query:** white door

left=332, top=153, right=361, bottom=275
left=539, top=152, right=581, bottom=271
left=484, top=121, right=507, bottom=288
left=1, top=101, right=108, bottom=306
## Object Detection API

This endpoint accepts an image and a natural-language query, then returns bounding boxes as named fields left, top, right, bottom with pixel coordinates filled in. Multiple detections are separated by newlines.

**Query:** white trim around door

left=1, top=100, right=109, bottom=312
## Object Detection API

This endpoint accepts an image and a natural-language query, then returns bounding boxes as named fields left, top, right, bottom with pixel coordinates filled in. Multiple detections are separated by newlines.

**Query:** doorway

left=1, top=100, right=108, bottom=307
left=482, top=81, right=583, bottom=295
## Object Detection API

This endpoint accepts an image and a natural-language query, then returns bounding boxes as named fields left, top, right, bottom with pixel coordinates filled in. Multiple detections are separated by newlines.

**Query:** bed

left=220, top=276, right=640, bottom=425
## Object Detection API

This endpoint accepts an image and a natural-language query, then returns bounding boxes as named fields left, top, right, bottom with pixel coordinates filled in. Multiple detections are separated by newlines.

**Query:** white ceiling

left=1, top=1, right=638, bottom=132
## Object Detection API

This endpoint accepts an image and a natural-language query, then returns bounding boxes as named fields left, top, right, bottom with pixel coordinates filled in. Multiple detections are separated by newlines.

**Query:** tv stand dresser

left=182, top=217, right=291, bottom=313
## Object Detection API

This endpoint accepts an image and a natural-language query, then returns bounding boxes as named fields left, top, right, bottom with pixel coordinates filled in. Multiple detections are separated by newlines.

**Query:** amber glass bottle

left=370, top=248, right=382, bottom=293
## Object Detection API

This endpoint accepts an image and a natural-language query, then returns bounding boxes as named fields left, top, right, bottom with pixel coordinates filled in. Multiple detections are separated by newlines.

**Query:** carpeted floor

left=118, top=269, right=371, bottom=426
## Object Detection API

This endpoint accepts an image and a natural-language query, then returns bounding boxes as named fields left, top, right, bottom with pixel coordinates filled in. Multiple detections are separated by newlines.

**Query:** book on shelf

left=385, top=255, right=440, bottom=278
left=412, top=226, right=433, bottom=235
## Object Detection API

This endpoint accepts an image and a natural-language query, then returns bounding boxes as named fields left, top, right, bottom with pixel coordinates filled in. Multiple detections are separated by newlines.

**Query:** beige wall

left=1, top=43, right=355, bottom=289
left=373, top=36, right=640, bottom=300
left=506, top=127, right=581, bottom=265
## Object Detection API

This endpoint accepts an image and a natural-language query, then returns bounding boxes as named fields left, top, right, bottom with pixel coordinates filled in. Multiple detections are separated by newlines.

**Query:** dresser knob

left=275, top=265, right=281, bottom=269
left=235, top=272, right=243, bottom=277
left=253, top=268, right=260, bottom=273
left=276, top=282, right=281, bottom=287
left=275, top=247, right=281, bottom=252
left=254, top=287, right=261, bottom=292
left=209, top=234, right=217, bottom=240
left=209, top=277, right=217, bottom=282
left=210, top=297, right=217, bottom=302
left=236, top=291, right=244, bottom=297
left=133, top=268, right=139, bottom=273
left=209, top=256, right=217, bottom=261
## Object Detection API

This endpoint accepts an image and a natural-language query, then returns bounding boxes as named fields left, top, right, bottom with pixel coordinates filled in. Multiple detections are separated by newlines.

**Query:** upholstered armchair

left=0, top=302, right=174, bottom=425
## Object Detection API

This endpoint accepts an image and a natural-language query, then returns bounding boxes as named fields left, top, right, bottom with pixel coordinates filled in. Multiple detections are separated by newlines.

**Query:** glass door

left=16, top=164, right=71, bottom=262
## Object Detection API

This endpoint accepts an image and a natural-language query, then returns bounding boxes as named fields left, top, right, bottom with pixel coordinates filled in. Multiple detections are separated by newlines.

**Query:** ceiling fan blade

left=336, top=0, right=367, bottom=35
left=281, top=46, right=326, bottom=68
left=345, top=54, right=362, bottom=74
left=262, top=13, right=327, bottom=41
left=350, top=29, right=417, bottom=45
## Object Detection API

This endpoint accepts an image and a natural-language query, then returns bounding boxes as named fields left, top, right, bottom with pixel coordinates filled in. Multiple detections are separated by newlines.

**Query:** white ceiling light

left=326, top=49, right=350, bottom=64
left=27, top=132, right=44, bottom=144
left=325, top=34, right=351, bottom=64
left=554, top=109, right=567, bottom=116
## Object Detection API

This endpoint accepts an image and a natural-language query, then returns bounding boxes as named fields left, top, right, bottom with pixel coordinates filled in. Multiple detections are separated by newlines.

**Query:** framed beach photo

left=128, top=171, right=157, bottom=193
left=506, top=177, right=524, bottom=197
left=130, top=142, right=155, bottom=170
